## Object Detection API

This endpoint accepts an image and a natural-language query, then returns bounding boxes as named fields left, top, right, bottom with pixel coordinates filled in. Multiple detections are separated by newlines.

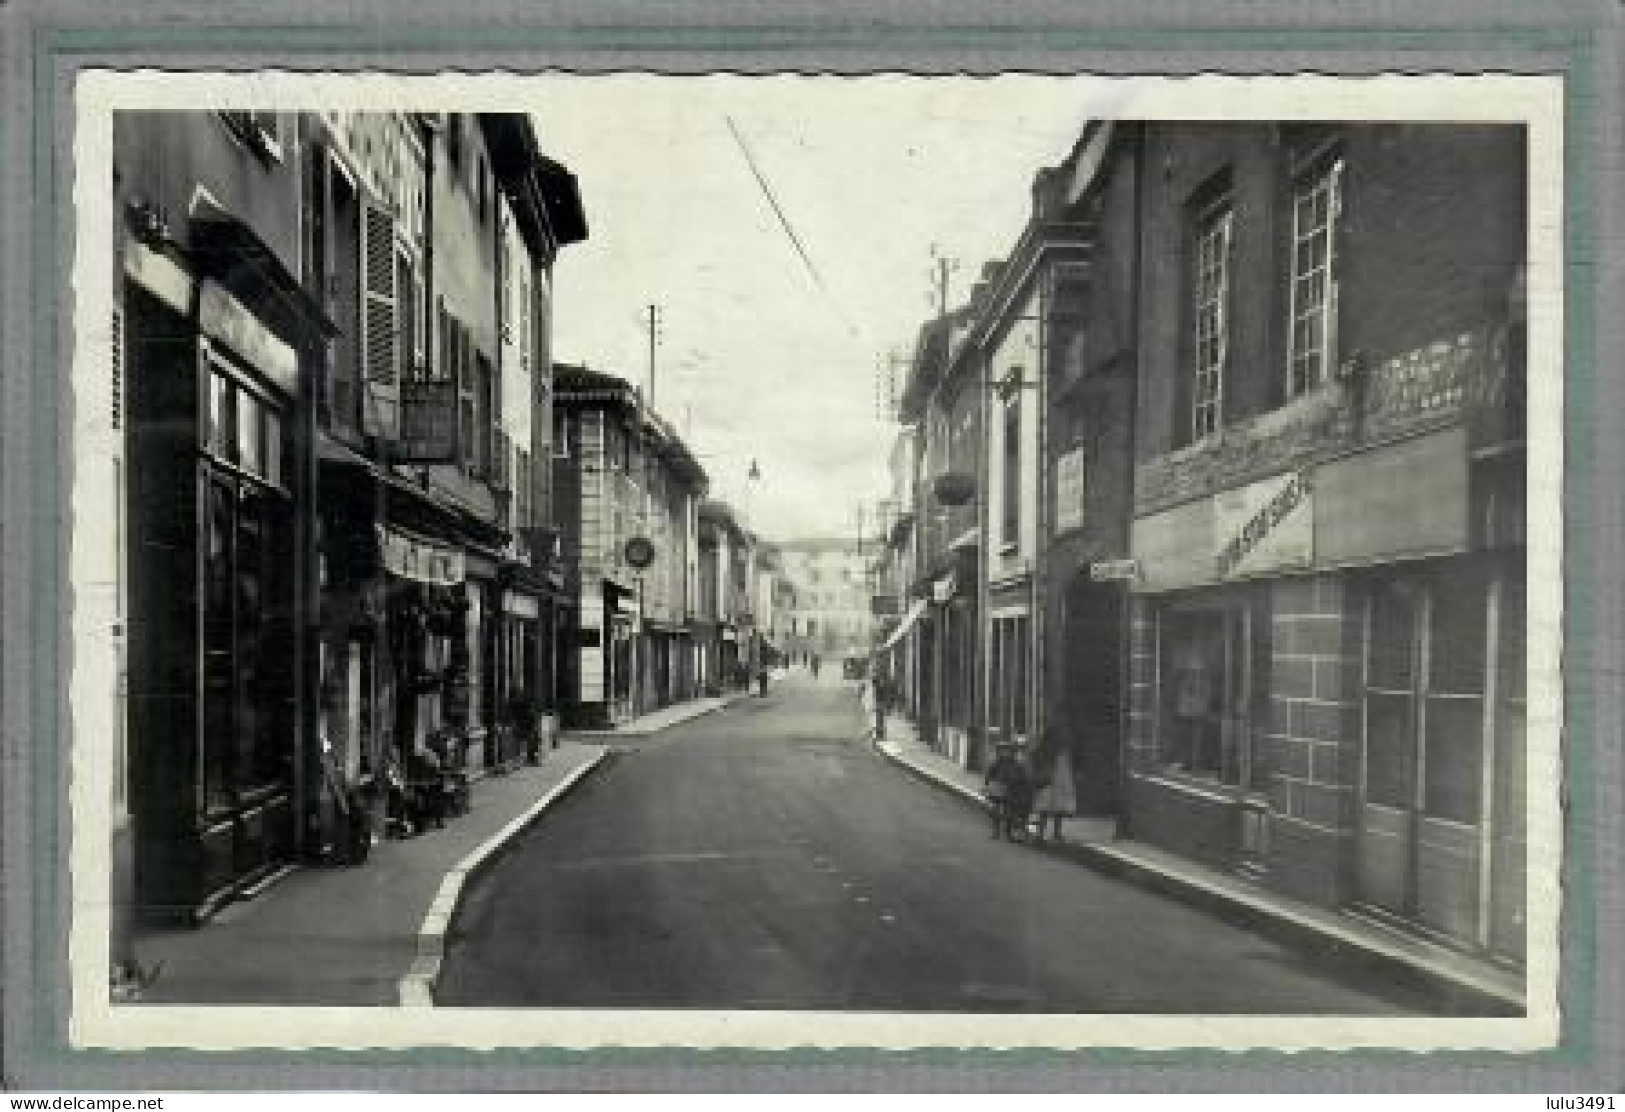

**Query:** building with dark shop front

left=113, top=108, right=586, bottom=937
left=1122, top=122, right=1527, bottom=968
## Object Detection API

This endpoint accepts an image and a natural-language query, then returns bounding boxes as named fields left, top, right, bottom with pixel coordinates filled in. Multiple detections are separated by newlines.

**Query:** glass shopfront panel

left=1357, top=555, right=1519, bottom=954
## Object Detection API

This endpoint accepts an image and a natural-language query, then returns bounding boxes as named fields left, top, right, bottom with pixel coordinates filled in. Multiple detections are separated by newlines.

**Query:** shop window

left=1158, top=591, right=1271, bottom=787
left=1287, top=156, right=1343, bottom=398
left=236, top=388, right=263, bottom=476
left=1190, top=193, right=1233, bottom=442
left=1422, top=568, right=1487, bottom=824
left=206, top=370, right=236, bottom=462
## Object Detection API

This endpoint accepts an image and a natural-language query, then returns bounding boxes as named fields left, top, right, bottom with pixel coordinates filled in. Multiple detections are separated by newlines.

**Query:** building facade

left=1123, top=122, right=1526, bottom=963
left=553, top=365, right=708, bottom=726
left=779, top=539, right=874, bottom=664
left=112, top=109, right=585, bottom=934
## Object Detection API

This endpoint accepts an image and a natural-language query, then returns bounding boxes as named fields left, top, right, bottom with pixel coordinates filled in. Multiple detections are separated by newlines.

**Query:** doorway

left=1062, top=576, right=1123, bottom=815
left=1356, top=556, right=1520, bottom=954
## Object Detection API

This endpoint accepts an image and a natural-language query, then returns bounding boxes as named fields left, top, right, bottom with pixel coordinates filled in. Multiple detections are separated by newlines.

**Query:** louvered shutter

left=359, top=198, right=400, bottom=440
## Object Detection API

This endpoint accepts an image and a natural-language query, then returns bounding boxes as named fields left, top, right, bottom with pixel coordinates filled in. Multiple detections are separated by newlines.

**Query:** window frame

left=1286, top=153, right=1345, bottom=400
left=1190, top=195, right=1234, bottom=442
left=1000, top=388, right=1021, bottom=548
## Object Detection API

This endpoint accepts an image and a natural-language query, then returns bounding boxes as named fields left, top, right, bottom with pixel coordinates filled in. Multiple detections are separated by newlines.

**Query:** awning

left=376, top=524, right=465, bottom=587
left=879, top=598, right=929, bottom=652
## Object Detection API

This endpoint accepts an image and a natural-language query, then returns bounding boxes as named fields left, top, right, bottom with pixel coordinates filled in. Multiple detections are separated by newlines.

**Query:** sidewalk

left=130, top=741, right=607, bottom=1007
left=564, top=690, right=749, bottom=738
left=873, top=711, right=1525, bottom=1015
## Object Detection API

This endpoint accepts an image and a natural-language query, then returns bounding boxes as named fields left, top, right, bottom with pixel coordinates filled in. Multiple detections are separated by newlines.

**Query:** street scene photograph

left=68, top=71, right=1558, bottom=1047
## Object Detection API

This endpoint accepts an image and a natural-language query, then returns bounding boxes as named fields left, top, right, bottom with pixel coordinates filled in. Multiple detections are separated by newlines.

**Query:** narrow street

left=438, top=671, right=1438, bottom=1014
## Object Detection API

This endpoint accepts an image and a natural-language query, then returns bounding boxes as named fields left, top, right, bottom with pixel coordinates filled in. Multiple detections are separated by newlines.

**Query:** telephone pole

left=643, top=303, right=663, bottom=408
left=927, top=247, right=960, bottom=317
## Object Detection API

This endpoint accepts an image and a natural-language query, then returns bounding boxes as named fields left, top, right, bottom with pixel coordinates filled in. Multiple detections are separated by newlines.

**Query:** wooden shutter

left=359, top=199, right=400, bottom=440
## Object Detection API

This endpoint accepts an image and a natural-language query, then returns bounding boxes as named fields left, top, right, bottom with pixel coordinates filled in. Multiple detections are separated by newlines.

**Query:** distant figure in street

left=810, top=653, right=821, bottom=679
left=983, top=740, right=1032, bottom=840
left=868, top=664, right=890, bottom=740
left=1031, top=728, right=1078, bottom=842
left=756, top=664, right=769, bottom=697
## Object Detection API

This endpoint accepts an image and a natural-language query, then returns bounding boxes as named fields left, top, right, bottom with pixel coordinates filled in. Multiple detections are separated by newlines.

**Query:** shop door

left=1357, top=565, right=1489, bottom=946
left=1064, top=578, right=1123, bottom=815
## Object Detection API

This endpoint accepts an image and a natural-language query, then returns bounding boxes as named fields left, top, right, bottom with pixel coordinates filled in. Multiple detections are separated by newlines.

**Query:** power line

left=723, top=115, right=860, bottom=340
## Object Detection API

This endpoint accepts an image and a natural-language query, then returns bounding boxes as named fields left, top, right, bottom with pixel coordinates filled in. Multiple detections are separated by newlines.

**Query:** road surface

left=439, top=671, right=1442, bottom=1014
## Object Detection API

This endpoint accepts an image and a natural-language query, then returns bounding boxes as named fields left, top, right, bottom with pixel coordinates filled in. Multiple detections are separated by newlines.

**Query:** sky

left=524, top=75, right=1133, bottom=542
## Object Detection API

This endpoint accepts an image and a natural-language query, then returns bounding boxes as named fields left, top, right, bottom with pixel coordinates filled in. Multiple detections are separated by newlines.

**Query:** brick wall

left=1264, top=573, right=1361, bottom=907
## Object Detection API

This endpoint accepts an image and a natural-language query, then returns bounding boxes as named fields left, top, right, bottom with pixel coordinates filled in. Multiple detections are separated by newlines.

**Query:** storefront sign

left=376, top=525, right=465, bottom=586
left=123, top=239, right=194, bottom=316
left=1055, top=447, right=1087, bottom=532
left=1089, top=559, right=1139, bottom=582
left=198, top=280, right=298, bottom=397
left=1315, top=427, right=1468, bottom=567
left=1214, top=469, right=1313, bottom=580
left=931, top=573, right=957, bottom=603
left=503, top=591, right=540, bottom=619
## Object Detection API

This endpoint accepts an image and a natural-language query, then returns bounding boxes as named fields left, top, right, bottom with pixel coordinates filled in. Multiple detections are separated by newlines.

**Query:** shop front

left=1127, top=427, right=1526, bottom=961
left=126, top=269, right=305, bottom=922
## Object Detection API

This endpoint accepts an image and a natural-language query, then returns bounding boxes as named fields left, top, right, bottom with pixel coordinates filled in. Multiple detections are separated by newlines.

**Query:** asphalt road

left=438, top=670, right=1441, bottom=1013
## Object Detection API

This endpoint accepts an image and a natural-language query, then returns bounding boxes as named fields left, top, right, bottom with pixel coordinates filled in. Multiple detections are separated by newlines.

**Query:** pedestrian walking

left=983, top=739, right=1032, bottom=840
left=810, top=653, right=821, bottom=679
left=1031, top=728, right=1078, bottom=842
left=756, top=663, right=769, bottom=697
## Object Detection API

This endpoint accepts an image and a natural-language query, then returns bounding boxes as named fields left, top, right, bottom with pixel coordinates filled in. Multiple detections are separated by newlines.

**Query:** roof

left=554, top=362, right=639, bottom=407
left=479, top=113, right=589, bottom=254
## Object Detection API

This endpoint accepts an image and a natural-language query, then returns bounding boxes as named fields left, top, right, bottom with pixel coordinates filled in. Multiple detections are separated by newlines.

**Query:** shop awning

left=879, top=597, right=929, bottom=652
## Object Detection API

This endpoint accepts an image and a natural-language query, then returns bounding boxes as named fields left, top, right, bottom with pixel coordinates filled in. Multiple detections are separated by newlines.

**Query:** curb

left=397, top=747, right=609, bottom=1007
left=874, top=741, right=1523, bottom=1017
left=562, top=693, right=745, bottom=740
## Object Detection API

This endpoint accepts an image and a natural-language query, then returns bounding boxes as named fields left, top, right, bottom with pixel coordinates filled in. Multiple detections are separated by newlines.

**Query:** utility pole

left=876, top=350, right=910, bottom=422
left=927, top=246, right=960, bottom=317
left=643, top=303, right=663, bottom=409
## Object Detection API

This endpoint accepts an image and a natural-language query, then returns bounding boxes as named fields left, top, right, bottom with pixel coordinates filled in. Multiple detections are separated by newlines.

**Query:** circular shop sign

left=623, top=536, right=657, bottom=569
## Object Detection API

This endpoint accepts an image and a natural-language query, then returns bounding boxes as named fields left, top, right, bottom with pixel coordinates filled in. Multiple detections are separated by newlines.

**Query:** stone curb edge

left=873, top=740, right=1523, bottom=1016
left=397, top=746, right=610, bottom=1008
left=561, top=692, right=746, bottom=739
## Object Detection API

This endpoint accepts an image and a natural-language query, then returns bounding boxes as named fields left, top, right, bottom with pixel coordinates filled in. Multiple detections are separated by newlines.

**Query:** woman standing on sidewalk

left=1031, top=728, right=1078, bottom=842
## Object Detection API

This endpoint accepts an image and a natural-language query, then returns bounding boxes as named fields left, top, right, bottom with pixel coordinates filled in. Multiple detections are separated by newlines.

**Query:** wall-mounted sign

left=1088, top=559, right=1139, bottom=582
left=198, top=280, right=299, bottom=397
left=1055, top=447, right=1087, bottom=533
left=503, top=591, right=540, bottom=619
left=624, top=536, right=656, bottom=569
left=871, top=594, right=900, bottom=617
left=1213, top=469, right=1313, bottom=580
left=376, top=525, right=465, bottom=586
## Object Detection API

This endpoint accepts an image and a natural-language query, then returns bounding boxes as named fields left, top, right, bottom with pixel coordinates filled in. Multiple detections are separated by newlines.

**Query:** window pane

left=1429, top=573, right=1487, bottom=695
left=263, top=410, right=283, bottom=487
left=237, top=390, right=263, bottom=475
left=1365, top=691, right=1414, bottom=808
left=208, top=372, right=236, bottom=461
left=1162, top=609, right=1225, bottom=777
left=1368, top=583, right=1416, bottom=689
left=202, top=477, right=235, bottom=811
left=1423, top=695, right=1483, bottom=823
